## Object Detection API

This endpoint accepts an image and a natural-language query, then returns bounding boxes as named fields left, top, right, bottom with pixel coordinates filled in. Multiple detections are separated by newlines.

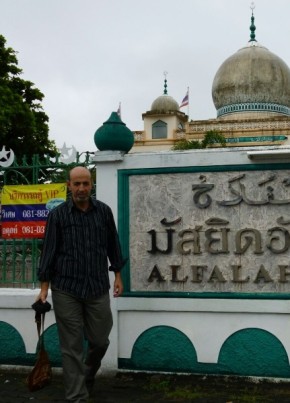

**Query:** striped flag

left=180, top=90, right=189, bottom=108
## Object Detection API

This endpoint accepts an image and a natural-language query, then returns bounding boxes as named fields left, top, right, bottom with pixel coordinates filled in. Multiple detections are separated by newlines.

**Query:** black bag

left=31, top=300, right=51, bottom=314
left=26, top=310, right=52, bottom=392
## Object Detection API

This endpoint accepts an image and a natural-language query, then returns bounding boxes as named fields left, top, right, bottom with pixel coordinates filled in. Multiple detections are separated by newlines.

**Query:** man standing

left=37, top=166, right=125, bottom=402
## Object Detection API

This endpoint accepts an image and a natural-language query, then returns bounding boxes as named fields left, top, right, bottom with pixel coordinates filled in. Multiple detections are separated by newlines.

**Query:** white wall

left=93, top=146, right=290, bottom=370
left=2, top=146, right=290, bottom=373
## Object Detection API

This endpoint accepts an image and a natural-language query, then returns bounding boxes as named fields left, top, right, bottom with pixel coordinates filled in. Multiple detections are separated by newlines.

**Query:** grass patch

left=143, top=374, right=290, bottom=402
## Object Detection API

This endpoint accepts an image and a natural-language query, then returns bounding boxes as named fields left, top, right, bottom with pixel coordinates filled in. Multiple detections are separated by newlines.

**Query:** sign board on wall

left=125, top=166, right=290, bottom=296
left=1, top=184, right=66, bottom=238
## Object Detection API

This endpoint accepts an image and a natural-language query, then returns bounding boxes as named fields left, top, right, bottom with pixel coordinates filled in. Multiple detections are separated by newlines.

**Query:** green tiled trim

left=0, top=322, right=62, bottom=367
left=219, top=328, right=290, bottom=377
left=119, top=326, right=290, bottom=378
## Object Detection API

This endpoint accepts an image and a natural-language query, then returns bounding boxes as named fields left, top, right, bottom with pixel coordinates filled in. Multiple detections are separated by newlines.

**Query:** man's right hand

left=37, top=281, right=49, bottom=302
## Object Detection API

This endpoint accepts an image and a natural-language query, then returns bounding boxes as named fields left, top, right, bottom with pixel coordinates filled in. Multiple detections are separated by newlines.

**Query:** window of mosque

left=152, top=120, right=167, bottom=139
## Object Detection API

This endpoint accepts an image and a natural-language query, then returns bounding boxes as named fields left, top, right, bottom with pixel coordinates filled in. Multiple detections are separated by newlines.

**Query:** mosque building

left=131, top=9, right=290, bottom=152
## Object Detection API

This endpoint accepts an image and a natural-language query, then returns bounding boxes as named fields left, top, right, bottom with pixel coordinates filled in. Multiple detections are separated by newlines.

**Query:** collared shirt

left=38, top=197, right=124, bottom=299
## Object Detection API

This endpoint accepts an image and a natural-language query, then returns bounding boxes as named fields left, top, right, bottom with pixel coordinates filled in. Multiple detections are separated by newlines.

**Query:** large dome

left=212, top=13, right=290, bottom=118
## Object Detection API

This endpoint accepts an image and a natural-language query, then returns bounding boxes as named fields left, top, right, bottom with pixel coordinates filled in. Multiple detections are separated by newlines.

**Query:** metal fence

left=0, top=239, right=42, bottom=288
left=0, top=151, right=94, bottom=288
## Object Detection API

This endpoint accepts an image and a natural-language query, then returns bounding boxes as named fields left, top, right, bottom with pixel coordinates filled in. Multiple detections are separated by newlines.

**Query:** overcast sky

left=1, top=0, right=290, bottom=154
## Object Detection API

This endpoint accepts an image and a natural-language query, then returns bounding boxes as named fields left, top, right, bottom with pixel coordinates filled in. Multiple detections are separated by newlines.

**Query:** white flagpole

left=117, top=102, right=121, bottom=118
left=187, top=87, right=189, bottom=117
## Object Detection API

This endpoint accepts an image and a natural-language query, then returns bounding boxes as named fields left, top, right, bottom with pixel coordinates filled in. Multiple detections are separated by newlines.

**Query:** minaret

left=135, top=72, right=188, bottom=151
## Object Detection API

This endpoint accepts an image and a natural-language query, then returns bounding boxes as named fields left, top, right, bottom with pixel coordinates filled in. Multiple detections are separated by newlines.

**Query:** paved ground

left=1, top=368, right=290, bottom=402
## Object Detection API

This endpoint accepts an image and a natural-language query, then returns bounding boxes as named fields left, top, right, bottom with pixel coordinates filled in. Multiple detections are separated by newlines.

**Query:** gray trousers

left=52, top=289, right=113, bottom=402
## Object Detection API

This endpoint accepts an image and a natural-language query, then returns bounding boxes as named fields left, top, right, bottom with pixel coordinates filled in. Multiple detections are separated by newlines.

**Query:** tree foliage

left=172, top=130, right=226, bottom=150
left=0, top=35, right=57, bottom=159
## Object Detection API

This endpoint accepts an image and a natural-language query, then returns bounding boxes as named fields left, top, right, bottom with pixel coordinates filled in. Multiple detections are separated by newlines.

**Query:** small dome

left=151, top=94, right=179, bottom=112
left=150, top=75, right=180, bottom=113
left=94, top=112, right=134, bottom=153
left=212, top=12, right=290, bottom=118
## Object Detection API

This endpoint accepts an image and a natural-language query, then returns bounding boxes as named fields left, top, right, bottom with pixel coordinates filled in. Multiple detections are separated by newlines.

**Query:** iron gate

left=0, top=151, right=94, bottom=288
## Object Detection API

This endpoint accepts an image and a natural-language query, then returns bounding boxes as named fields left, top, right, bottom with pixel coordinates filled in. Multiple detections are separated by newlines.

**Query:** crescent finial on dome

left=249, top=2, right=257, bottom=42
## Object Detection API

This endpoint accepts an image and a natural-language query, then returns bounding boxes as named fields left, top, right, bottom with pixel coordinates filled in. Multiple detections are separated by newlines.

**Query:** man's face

left=68, top=168, right=93, bottom=205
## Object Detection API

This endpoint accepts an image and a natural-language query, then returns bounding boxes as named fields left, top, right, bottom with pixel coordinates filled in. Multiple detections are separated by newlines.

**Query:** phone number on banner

left=1, top=204, right=49, bottom=221
left=21, top=224, right=46, bottom=236
left=1, top=221, right=46, bottom=239
left=22, top=209, right=49, bottom=219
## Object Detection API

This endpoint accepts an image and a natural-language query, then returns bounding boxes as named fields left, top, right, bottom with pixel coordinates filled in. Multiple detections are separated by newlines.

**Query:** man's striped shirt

left=38, top=197, right=124, bottom=299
